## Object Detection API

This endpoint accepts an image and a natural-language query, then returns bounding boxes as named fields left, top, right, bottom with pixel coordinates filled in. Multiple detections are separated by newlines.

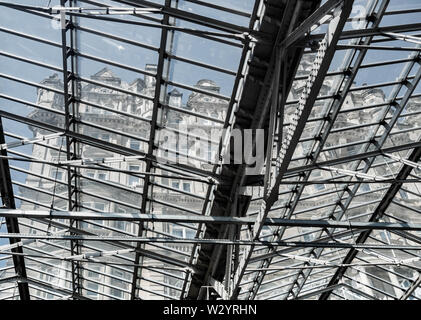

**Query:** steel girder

left=231, top=0, right=354, bottom=300
left=99, top=0, right=252, bottom=35
left=268, top=0, right=392, bottom=300
left=0, top=117, right=30, bottom=300
left=5, top=209, right=421, bottom=231
left=400, top=274, right=421, bottom=300
left=130, top=0, right=172, bottom=301
left=184, top=0, right=324, bottom=300
left=288, top=24, right=421, bottom=300
left=303, top=22, right=421, bottom=44
left=296, top=283, right=377, bottom=300
left=58, top=0, right=83, bottom=299
left=319, top=145, right=421, bottom=300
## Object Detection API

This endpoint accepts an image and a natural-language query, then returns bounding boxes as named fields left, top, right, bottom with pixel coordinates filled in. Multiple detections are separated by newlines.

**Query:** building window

left=172, top=181, right=180, bottom=189
left=346, top=145, right=358, bottom=156
left=86, top=171, right=95, bottom=178
left=173, top=226, right=183, bottom=238
left=85, top=171, right=107, bottom=181
left=208, top=149, right=214, bottom=162
left=98, top=172, right=107, bottom=180
left=86, top=281, right=99, bottom=298
left=85, top=266, right=101, bottom=298
left=172, top=225, right=195, bottom=239
left=110, top=287, right=123, bottom=298
left=110, top=269, right=124, bottom=298
left=183, top=183, right=191, bottom=193
left=93, top=203, right=105, bottom=211
left=130, top=140, right=140, bottom=150
left=128, top=165, right=141, bottom=186
left=303, top=232, right=315, bottom=242
left=50, top=168, right=64, bottom=181
left=114, top=208, right=126, bottom=231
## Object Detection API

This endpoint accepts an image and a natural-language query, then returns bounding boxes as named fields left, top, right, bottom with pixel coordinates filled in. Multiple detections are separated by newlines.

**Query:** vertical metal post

left=60, top=0, right=81, bottom=298
left=130, top=0, right=173, bottom=299
left=0, top=117, right=30, bottom=300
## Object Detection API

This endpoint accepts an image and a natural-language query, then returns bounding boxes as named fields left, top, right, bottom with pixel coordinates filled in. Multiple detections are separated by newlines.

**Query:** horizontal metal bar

left=1, top=230, right=421, bottom=250
left=0, top=73, right=64, bottom=95
left=4, top=209, right=421, bottom=232
left=165, top=80, right=231, bottom=101
left=337, top=44, right=421, bottom=52
left=0, top=26, right=61, bottom=48
left=77, top=25, right=158, bottom=52
left=76, top=51, right=155, bottom=77
left=0, top=94, right=65, bottom=117
left=76, top=75, right=154, bottom=101
left=182, top=0, right=251, bottom=18
left=160, top=102, right=225, bottom=124
left=167, top=53, right=237, bottom=76
left=77, top=98, right=151, bottom=123
left=0, top=108, right=218, bottom=180
left=305, top=22, right=421, bottom=42
left=284, top=140, right=421, bottom=177
left=0, top=50, right=62, bottom=72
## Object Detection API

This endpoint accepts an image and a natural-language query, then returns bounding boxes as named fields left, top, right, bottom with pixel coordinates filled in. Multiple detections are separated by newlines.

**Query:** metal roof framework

left=0, top=0, right=421, bottom=300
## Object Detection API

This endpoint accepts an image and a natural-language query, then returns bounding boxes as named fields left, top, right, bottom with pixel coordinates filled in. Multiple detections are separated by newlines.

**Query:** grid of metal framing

left=0, top=0, right=421, bottom=300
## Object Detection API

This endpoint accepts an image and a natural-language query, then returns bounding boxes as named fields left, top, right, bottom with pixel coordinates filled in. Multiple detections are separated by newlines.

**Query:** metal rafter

left=251, top=0, right=390, bottom=300
left=288, top=31, right=421, bottom=300
left=400, top=273, right=421, bottom=300
left=185, top=0, right=325, bottom=300
left=319, top=145, right=421, bottom=300
left=130, top=0, right=172, bottom=300
left=0, top=117, right=30, bottom=300
left=247, top=0, right=381, bottom=297
left=5, top=209, right=421, bottom=231
left=231, top=0, right=354, bottom=299
left=59, top=0, right=83, bottom=299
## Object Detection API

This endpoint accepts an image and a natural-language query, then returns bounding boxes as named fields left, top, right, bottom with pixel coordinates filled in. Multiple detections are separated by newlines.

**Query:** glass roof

left=1, top=0, right=421, bottom=301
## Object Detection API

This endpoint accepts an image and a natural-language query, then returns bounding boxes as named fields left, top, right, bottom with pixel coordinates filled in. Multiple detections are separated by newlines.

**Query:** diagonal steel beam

left=297, top=282, right=377, bottom=300
left=130, top=0, right=173, bottom=300
left=292, top=45, right=421, bottom=300
left=283, top=0, right=344, bottom=48
left=284, top=141, right=421, bottom=177
left=319, top=146, right=421, bottom=300
left=230, top=0, right=354, bottom=299
left=0, top=117, right=30, bottom=300
left=400, top=273, right=421, bottom=300
left=113, top=0, right=251, bottom=35
left=261, top=0, right=391, bottom=300
left=186, top=0, right=324, bottom=299
left=303, top=22, right=421, bottom=43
